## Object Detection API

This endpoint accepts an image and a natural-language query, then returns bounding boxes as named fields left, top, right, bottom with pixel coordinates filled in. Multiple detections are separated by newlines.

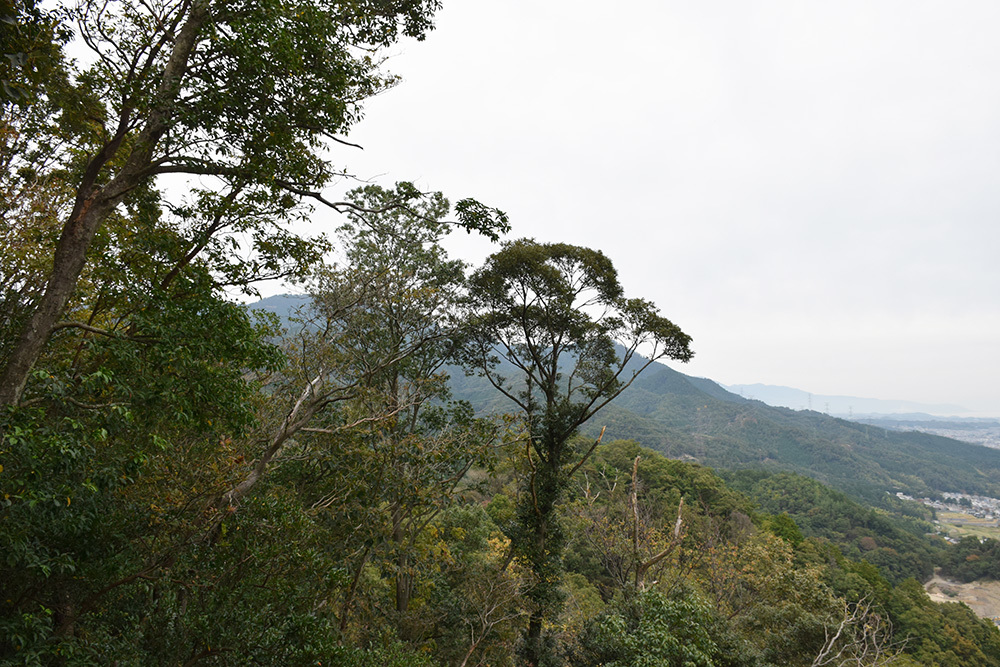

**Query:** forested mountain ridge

left=256, top=294, right=1000, bottom=506
left=464, top=354, right=1000, bottom=505
left=604, top=365, right=1000, bottom=500
left=603, top=360, right=1000, bottom=503
left=6, top=2, right=1000, bottom=664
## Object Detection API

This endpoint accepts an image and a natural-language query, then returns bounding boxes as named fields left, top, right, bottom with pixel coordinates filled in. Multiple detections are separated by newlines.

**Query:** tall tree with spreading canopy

left=461, top=239, right=693, bottom=666
left=0, top=0, right=515, bottom=407
left=263, top=183, right=505, bottom=629
left=0, top=2, right=509, bottom=661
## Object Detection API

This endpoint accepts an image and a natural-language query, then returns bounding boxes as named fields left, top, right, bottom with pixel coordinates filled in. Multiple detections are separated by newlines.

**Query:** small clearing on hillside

left=925, top=571, right=1000, bottom=624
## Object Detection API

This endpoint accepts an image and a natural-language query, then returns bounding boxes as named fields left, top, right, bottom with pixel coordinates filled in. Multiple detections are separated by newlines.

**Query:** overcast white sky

left=310, top=0, right=1000, bottom=415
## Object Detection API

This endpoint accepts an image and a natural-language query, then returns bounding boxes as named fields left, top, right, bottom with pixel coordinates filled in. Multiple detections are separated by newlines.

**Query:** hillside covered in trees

left=264, top=292, right=1000, bottom=507
left=4, top=1, right=1000, bottom=666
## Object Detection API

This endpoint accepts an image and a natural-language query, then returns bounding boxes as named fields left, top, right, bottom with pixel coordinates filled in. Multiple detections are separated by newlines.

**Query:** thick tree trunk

left=459, top=637, right=481, bottom=667
left=53, top=587, right=75, bottom=638
left=522, top=452, right=557, bottom=667
left=0, top=0, right=210, bottom=408
left=339, top=543, right=374, bottom=632
left=0, top=201, right=109, bottom=405
left=393, top=514, right=412, bottom=615
left=525, top=613, right=543, bottom=667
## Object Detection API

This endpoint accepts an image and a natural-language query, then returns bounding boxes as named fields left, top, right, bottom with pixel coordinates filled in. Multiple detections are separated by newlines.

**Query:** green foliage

left=451, top=332, right=1000, bottom=526
left=590, top=440, right=754, bottom=520
left=578, top=589, right=718, bottom=667
left=276, top=183, right=504, bottom=626
left=889, top=578, right=1000, bottom=666
left=0, top=277, right=285, bottom=663
left=8, top=6, right=1000, bottom=666
left=0, top=0, right=69, bottom=104
left=767, top=513, right=804, bottom=547
left=941, top=536, right=1000, bottom=582
left=724, top=470, right=943, bottom=584
left=462, top=239, right=692, bottom=664
left=325, top=642, right=437, bottom=667
left=552, top=358, right=1000, bottom=505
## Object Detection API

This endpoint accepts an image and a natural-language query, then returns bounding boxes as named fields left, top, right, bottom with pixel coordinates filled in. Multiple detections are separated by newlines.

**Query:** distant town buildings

left=897, top=491, right=1000, bottom=541
left=878, top=423, right=1000, bottom=449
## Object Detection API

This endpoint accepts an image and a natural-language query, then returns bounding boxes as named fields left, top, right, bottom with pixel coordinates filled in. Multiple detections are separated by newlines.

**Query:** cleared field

left=926, top=572, right=1000, bottom=624
left=935, top=510, right=1000, bottom=541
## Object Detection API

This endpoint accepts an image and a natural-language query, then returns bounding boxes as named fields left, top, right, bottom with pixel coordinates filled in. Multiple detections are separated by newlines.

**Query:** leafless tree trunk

left=578, top=455, right=686, bottom=595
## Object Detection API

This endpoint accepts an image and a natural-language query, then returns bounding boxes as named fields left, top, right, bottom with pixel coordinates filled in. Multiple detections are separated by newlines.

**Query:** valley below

left=863, top=419, right=1000, bottom=450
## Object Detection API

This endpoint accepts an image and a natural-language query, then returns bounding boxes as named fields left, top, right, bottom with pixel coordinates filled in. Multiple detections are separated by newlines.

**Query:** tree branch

left=566, top=425, right=606, bottom=478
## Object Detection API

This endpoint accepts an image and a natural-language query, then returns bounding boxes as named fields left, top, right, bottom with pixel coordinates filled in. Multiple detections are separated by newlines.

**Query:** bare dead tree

left=458, top=561, right=530, bottom=667
left=812, top=596, right=907, bottom=667
left=577, top=456, right=687, bottom=595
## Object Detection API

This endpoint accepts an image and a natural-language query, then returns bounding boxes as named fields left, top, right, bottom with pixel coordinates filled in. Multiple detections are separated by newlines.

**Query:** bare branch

left=566, top=425, right=606, bottom=478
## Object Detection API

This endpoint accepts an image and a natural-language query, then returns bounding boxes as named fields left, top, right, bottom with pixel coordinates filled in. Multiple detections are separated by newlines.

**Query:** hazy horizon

left=249, top=293, right=1000, bottom=420
left=256, top=1, right=1000, bottom=415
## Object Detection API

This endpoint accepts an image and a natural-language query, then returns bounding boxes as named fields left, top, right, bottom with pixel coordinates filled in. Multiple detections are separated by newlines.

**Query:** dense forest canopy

left=3, top=1, right=1000, bottom=665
